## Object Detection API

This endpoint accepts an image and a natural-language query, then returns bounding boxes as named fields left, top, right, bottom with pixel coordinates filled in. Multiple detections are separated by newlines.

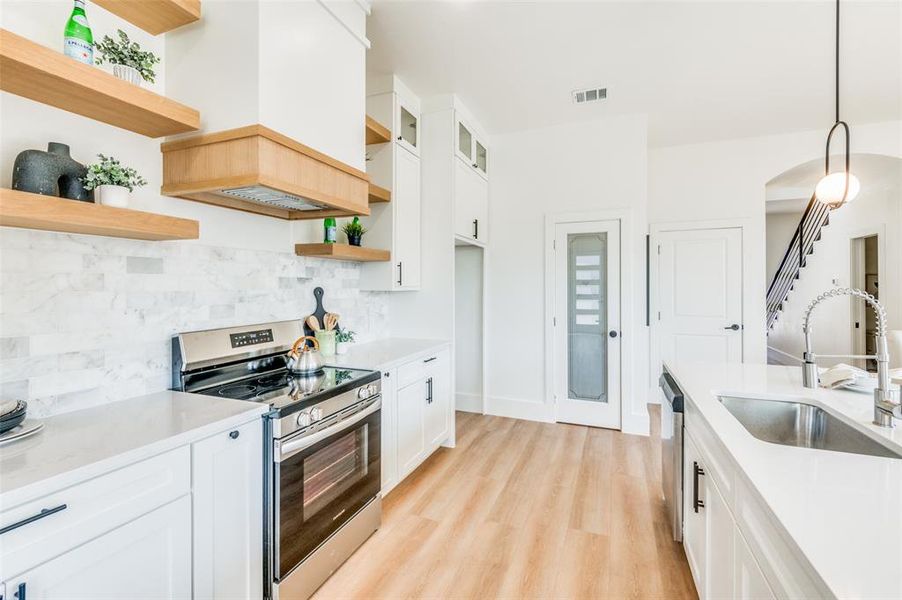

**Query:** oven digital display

left=229, top=329, right=274, bottom=348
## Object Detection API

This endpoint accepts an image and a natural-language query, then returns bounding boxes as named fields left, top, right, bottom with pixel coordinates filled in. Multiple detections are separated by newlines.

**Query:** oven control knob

left=310, top=407, right=324, bottom=421
left=358, top=387, right=369, bottom=399
left=296, top=411, right=311, bottom=427
left=368, top=383, right=378, bottom=396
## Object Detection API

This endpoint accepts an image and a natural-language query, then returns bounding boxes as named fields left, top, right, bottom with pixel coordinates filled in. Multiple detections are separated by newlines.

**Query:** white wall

left=454, top=244, right=483, bottom=413
left=649, top=120, right=902, bottom=375
left=486, top=115, right=650, bottom=434
left=0, top=1, right=383, bottom=416
left=765, top=211, right=801, bottom=284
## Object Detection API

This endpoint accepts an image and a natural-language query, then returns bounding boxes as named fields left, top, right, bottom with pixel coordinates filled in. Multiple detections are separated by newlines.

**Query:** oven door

left=273, top=396, right=381, bottom=582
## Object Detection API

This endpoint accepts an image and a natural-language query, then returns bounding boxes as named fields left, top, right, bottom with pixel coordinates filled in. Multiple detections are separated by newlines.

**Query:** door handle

left=724, top=324, right=741, bottom=331
left=609, top=330, right=619, bottom=338
left=693, top=461, right=705, bottom=513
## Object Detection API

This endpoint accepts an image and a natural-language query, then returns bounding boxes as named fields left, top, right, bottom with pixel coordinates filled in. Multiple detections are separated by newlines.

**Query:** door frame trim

left=848, top=225, right=886, bottom=369
left=649, top=218, right=750, bottom=404
left=544, top=209, right=635, bottom=431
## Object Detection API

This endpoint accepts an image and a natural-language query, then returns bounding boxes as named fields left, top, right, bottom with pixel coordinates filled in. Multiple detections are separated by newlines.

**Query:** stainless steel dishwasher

left=659, top=370, right=684, bottom=542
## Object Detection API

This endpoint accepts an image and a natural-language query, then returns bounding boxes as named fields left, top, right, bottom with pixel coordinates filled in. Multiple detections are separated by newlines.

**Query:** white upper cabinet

left=455, top=116, right=489, bottom=179
left=454, top=159, right=489, bottom=244
left=361, top=76, right=423, bottom=292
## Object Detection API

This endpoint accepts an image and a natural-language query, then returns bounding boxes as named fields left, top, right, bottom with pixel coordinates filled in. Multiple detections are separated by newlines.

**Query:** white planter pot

left=112, top=64, right=143, bottom=87
left=95, top=185, right=130, bottom=208
left=336, top=342, right=348, bottom=355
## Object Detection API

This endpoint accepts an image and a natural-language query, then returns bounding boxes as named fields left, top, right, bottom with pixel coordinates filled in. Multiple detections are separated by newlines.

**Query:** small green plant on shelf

left=342, top=217, right=368, bottom=246
left=336, top=330, right=356, bottom=344
left=81, top=154, right=147, bottom=192
left=94, top=29, right=160, bottom=84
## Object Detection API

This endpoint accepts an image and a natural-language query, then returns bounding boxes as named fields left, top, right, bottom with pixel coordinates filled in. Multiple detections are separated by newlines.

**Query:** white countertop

left=326, top=338, right=450, bottom=372
left=0, top=391, right=267, bottom=508
left=666, top=361, right=902, bottom=599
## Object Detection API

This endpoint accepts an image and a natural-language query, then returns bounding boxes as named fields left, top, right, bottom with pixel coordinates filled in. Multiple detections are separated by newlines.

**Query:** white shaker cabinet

left=734, top=530, right=775, bottom=600
left=3, top=496, right=192, bottom=600
left=453, top=159, right=489, bottom=244
left=192, top=420, right=263, bottom=600
left=379, top=346, right=453, bottom=497
left=361, top=76, right=423, bottom=291
left=424, top=352, right=451, bottom=448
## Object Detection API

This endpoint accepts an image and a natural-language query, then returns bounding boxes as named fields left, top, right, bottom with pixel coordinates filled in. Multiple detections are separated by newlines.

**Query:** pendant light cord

left=835, top=0, right=840, bottom=124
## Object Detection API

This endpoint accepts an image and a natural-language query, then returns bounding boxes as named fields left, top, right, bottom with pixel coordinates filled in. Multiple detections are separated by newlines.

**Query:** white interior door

left=657, top=227, right=743, bottom=368
left=554, top=220, right=621, bottom=429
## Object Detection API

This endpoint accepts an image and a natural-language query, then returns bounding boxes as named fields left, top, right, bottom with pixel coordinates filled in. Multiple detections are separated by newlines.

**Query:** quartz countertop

left=326, top=338, right=450, bottom=372
left=666, top=361, right=902, bottom=599
left=0, top=391, right=267, bottom=507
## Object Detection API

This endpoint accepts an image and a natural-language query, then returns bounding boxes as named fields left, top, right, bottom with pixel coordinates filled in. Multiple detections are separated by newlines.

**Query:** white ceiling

left=366, top=1, right=902, bottom=147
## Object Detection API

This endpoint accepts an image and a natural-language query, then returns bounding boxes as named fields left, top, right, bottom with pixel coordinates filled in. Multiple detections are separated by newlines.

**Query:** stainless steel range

left=172, top=320, right=382, bottom=600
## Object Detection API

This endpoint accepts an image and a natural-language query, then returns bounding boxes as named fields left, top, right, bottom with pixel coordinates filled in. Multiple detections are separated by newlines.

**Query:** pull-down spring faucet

left=802, top=287, right=901, bottom=427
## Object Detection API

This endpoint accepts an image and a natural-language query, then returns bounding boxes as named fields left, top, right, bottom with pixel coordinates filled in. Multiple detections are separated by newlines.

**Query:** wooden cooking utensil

left=306, top=315, right=321, bottom=332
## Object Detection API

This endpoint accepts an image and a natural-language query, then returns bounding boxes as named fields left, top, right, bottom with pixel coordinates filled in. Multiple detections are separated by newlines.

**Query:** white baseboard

left=485, top=395, right=553, bottom=423
left=455, top=392, right=483, bottom=413
left=768, top=345, right=802, bottom=366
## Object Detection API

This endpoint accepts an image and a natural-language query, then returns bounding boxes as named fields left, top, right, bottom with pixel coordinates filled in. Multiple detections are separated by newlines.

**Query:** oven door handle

left=275, top=397, right=381, bottom=463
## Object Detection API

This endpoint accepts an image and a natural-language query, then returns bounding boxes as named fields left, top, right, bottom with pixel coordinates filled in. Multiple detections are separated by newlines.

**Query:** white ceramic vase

left=112, top=64, right=143, bottom=87
left=336, top=341, right=348, bottom=355
left=95, top=184, right=130, bottom=208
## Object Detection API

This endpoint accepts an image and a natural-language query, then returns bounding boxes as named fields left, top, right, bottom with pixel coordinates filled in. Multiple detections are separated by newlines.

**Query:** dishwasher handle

left=659, top=372, right=684, bottom=413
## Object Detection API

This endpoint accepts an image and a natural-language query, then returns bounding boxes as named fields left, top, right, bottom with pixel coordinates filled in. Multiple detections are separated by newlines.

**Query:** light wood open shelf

left=365, top=115, right=391, bottom=145
left=295, top=243, right=390, bottom=262
left=0, top=189, right=199, bottom=241
left=0, top=29, right=200, bottom=138
left=368, top=183, right=391, bottom=204
left=93, top=0, right=201, bottom=35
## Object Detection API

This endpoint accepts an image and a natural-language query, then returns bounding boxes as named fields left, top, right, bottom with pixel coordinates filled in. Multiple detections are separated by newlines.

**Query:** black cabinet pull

left=229, top=430, right=240, bottom=439
left=473, top=219, right=479, bottom=239
left=383, top=372, right=390, bottom=378
left=693, top=461, right=705, bottom=513
left=423, top=357, right=437, bottom=363
left=0, top=504, right=67, bottom=536
left=15, top=582, right=26, bottom=600
left=397, top=262, right=403, bottom=286
left=426, top=377, right=434, bottom=404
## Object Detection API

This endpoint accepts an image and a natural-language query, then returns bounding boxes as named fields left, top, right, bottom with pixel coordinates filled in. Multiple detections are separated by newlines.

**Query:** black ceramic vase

left=12, top=142, right=92, bottom=202
left=348, top=234, right=362, bottom=247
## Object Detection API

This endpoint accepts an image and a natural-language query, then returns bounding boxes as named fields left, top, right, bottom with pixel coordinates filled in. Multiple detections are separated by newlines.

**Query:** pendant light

left=814, top=0, right=860, bottom=208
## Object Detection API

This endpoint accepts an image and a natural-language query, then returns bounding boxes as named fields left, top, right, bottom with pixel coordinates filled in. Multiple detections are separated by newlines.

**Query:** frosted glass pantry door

left=553, top=220, right=621, bottom=429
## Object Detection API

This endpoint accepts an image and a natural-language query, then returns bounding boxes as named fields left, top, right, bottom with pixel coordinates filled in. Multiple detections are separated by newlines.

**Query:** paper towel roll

left=889, top=330, right=902, bottom=369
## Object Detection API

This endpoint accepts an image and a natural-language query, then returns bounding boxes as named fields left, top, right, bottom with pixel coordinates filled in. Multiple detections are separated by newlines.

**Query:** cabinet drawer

left=0, top=446, right=190, bottom=577
left=398, top=355, right=439, bottom=388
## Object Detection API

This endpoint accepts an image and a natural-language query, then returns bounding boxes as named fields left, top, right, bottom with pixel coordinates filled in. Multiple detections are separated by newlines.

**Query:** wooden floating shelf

left=368, top=183, right=391, bottom=204
left=93, top=0, right=201, bottom=35
left=365, top=115, right=391, bottom=145
left=0, top=29, right=200, bottom=138
left=0, top=189, right=199, bottom=241
left=295, top=243, right=390, bottom=262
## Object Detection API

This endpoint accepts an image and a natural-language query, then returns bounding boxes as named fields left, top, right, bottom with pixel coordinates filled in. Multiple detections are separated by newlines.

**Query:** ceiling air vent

left=572, top=87, right=607, bottom=105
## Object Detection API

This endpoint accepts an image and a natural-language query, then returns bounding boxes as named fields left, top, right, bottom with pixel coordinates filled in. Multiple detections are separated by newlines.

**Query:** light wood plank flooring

left=313, top=407, right=697, bottom=599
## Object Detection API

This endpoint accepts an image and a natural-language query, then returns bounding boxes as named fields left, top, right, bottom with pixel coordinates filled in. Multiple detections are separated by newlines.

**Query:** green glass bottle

left=324, top=217, right=337, bottom=244
left=64, top=0, right=93, bottom=65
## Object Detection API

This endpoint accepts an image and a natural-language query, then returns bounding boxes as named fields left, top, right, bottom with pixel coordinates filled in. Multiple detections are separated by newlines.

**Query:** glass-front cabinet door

left=397, top=104, right=419, bottom=155
left=457, top=120, right=473, bottom=163
left=475, top=140, right=488, bottom=177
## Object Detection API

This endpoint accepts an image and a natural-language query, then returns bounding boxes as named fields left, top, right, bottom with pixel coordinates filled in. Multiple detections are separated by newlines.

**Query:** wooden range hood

left=161, top=125, right=370, bottom=219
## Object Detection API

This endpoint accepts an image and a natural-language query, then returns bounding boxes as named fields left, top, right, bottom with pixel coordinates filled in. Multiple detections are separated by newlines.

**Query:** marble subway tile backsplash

left=0, top=229, right=389, bottom=417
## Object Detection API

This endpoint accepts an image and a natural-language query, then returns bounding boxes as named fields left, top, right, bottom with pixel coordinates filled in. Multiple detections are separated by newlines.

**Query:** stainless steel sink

left=718, top=396, right=901, bottom=459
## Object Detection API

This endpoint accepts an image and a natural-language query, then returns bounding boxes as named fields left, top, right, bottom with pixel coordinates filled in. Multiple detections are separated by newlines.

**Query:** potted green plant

left=335, top=329, right=356, bottom=355
left=80, top=154, right=146, bottom=208
left=342, top=217, right=367, bottom=247
left=94, top=29, right=160, bottom=87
